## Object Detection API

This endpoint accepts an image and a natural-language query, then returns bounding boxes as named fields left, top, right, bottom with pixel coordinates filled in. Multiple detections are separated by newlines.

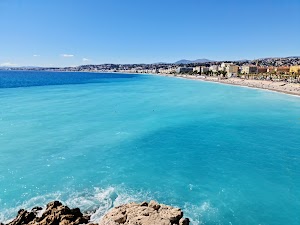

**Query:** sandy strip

left=156, top=73, right=300, bottom=97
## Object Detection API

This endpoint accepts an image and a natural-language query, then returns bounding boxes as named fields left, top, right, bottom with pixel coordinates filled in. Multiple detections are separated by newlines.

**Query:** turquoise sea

left=0, top=71, right=300, bottom=225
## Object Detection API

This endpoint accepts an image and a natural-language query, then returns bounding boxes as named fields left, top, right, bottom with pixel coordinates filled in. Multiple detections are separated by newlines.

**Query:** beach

left=157, top=73, right=300, bottom=96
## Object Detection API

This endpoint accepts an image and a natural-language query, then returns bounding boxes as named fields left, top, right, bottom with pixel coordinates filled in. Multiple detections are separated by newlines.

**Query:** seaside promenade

left=157, top=73, right=300, bottom=97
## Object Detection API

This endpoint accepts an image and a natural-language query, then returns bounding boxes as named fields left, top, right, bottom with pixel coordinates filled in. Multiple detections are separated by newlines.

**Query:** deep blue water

left=0, top=71, right=300, bottom=224
left=0, top=71, right=138, bottom=88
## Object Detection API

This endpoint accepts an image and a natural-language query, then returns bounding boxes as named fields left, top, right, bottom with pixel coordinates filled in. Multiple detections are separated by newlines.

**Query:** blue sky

left=0, top=0, right=299, bottom=67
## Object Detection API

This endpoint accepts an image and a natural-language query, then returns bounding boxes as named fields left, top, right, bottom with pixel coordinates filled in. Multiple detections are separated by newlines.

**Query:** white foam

left=0, top=192, right=62, bottom=223
left=0, top=186, right=216, bottom=225
left=183, top=201, right=219, bottom=225
left=0, top=186, right=152, bottom=224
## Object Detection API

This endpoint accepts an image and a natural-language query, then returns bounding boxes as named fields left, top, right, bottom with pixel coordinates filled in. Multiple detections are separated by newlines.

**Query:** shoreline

left=3, top=200, right=189, bottom=225
left=152, top=73, right=300, bottom=97
left=2, top=69, right=300, bottom=97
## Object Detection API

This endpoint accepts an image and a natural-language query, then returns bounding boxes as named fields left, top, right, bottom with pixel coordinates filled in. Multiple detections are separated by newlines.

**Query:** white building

left=221, top=62, right=233, bottom=70
left=201, top=67, right=209, bottom=73
left=193, top=66, right=201, bottom=73
left=176, top=67, right=193, bottom=73
left=158, top=67, right=177, bottom=74
left=226, top=65, right=239, bottom=77
left=209, top=65, right=219, bottom=73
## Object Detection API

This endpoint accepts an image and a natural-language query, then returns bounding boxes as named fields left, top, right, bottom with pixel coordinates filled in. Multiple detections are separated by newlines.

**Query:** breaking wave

left=0, top=186, right=218, bottom=225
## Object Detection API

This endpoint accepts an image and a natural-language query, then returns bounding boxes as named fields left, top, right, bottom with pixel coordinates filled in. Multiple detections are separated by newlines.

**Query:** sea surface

left=0, top=71, right=300, bottom=225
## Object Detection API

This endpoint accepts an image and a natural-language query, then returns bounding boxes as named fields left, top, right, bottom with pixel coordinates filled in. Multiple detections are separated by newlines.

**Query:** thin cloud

left=61, top=54, right=74, bottom=58
left=0, top=62, right=17, bottom=67
left=33, top=54, right=40, bottom=57
left=82, top=58, right=89, bottom=62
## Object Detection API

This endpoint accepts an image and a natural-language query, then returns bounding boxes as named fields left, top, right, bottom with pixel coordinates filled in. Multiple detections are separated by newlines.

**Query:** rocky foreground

left=2, top=200, right=189, bottom=225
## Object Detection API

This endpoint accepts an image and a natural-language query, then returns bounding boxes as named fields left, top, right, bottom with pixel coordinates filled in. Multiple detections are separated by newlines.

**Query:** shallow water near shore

left=0, top=71, right=300, bottom=224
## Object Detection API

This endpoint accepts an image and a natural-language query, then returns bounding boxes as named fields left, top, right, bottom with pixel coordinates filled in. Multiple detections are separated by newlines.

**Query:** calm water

left=0, top=71, right=300, bottom=225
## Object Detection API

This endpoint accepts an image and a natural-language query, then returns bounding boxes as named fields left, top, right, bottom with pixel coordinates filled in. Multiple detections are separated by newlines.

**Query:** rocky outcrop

left=6, top=201, right=90, bottom=225
left=99, top=201, right=189, bottom=225
left=3, top=200, right=189, bottom=225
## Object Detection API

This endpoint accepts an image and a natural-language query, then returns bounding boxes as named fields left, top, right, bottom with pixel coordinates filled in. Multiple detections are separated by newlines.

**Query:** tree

left=221, top=71, right=227, bottom=77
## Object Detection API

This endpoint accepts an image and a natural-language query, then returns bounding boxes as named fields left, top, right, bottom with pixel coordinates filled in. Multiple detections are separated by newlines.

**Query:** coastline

left=3, top=200, right=189, bottom=225
left=151, top=73, right=300, bottom=97
left=2, top=69, right=300, bottom=97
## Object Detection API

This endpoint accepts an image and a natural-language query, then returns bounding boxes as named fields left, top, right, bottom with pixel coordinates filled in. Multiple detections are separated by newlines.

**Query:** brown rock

left=7, top=209, right=36, bottom=225
left=158, top=206, right=183, bottom=223
left=5, top=200, right=189, bottom=225
left=140, top=202, right=148, bottom=207
left=6, top=201, right=90, bottom=225
left=31, top=207, right=43, bottom=213
left=148, top=200, right=160, bottom=211
left=99, top=201, right=189, bottom=225
left=179, top=218, right=190, bottom=225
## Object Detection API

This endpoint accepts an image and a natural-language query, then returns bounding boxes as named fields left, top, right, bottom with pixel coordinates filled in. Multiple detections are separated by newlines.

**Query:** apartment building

left=241, top=65, right=258, bottom=74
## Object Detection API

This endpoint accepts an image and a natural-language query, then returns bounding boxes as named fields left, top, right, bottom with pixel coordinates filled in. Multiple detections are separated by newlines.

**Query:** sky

left=0, top=0, right=299, bottom=67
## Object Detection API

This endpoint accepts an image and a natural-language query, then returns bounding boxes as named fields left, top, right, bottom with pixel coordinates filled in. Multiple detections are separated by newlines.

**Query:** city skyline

left=1, top=0, right=300, bottom=67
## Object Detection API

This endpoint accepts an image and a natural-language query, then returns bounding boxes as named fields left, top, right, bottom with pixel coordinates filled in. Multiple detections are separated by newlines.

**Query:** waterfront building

left=209, top=65, right=219, bottom=73
left=193, top=66, right=209, bottom=74
left=226, top=65, right=239, bottom=77
left=201, top=67, right=209, bottom=73
left=152, top=68, right=159, bottom=73
left=193, top=66, right=201, bottom=73
left=158, top=67, right=177, bottom=74
left=176, top=67, right=193, bottom=73
left=290, top=65, right=300, bottom=74
left=258, top=67, right=268, bottom=74
left=275, top=67, right=290, bottom=74
left=267, top=67, right=276, bottom=73
left=221, top=62, right=233, bottom=70
left=158, top=68, right=168, bottom=74
left=241, top=65, right=258, bottom=74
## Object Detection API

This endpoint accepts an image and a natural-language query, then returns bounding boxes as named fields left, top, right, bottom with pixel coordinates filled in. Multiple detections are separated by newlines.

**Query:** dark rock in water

left=6, top=201, right=90, bottom=225
left=4, top=200, right=190, bottom=225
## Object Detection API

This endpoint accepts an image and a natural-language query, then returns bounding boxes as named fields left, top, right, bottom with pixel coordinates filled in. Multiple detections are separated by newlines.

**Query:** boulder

left=179, top=218, right=190, bottom=225
left=4, top=200, right=189, bottom=225
left=99, top=201, right=189, bottom=225
left=6, top=209, right=36, bottom=225
left=6, top=201, right=90, bottom=225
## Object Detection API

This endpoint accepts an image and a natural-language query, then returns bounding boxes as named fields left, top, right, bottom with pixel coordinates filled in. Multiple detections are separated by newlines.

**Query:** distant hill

left=236, top=59, right=249, bottom=62
left=174, top=59, right=214, bottom=64
left=153, top=62, right=168, bottom=65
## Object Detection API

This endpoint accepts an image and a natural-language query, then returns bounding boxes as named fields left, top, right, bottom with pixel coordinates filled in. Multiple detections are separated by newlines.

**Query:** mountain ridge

left=174, top=59, right=214, bottom=64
